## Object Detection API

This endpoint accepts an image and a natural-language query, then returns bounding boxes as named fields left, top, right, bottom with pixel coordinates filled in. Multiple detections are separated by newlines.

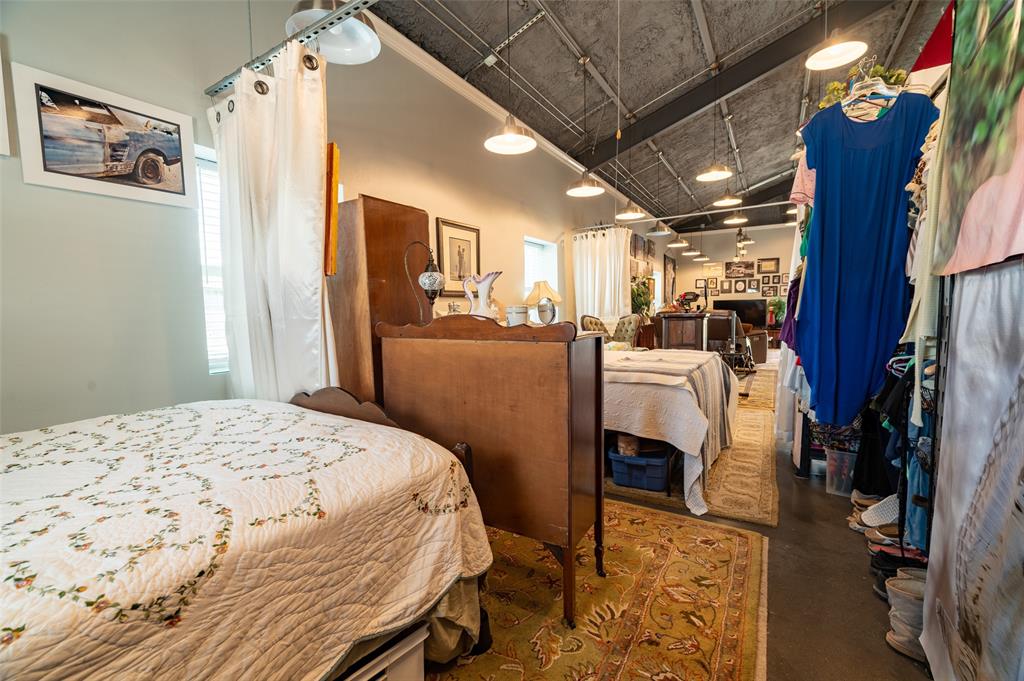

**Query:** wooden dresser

left=376, top=316, right=604, bottom=627
left=657, top=312, right=708, bottom=350
left=327, top=195, right=429, bottom=404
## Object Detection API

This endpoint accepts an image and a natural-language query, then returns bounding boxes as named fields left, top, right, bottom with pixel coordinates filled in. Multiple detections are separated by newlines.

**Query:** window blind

left=195, top=159, right=229, bottom=374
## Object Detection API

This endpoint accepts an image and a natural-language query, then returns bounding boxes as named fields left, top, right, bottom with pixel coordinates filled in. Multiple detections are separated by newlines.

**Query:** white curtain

left=207, top=42, right=335, bottom=401
left=572, top=226, right=631, bottom=323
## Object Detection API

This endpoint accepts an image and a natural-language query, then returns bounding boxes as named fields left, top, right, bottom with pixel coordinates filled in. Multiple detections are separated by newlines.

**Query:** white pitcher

left=463, top=271, right=502, bottom=318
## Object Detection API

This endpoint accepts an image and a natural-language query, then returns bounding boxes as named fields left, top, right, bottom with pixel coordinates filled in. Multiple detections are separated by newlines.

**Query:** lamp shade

left=647, top=224, right=673, bottom=237
left=693, top=254, right=710, bottom=262
left=484, top=114, right=537, bottom=155
left=286, top=2, right=381, bottom=65
left=666, top=236, right=690, bottom=249
left=566, top=171, right=605, bottom=197
left=695, top=163, right=733, bottom=183
left=615, top=201, right=646, bottom=221
left=805, top=38, right=868, bottom=71
left=723, top=212, right=748, bottom=225
left=525, top=280, right=562, bottom=305
left=713, top=194, right=742, bottom=207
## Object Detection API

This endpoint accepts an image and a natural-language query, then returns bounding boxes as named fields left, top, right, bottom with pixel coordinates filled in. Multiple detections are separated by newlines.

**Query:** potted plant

left=631, top=278, right=653, bottom=319
left=767, top=296, right=786, bottom=328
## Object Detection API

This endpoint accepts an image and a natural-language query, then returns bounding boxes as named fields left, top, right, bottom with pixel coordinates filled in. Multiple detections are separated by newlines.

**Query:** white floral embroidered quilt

left=0, top=400, right=492, bottom=680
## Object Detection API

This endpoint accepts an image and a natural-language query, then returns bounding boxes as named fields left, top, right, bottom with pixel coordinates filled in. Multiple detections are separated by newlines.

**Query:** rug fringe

left=756, top=538, right=769, bottom=681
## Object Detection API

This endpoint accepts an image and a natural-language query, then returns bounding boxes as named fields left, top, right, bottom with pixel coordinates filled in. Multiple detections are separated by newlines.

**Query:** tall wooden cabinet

left=328, top=195, right=429, bottom=404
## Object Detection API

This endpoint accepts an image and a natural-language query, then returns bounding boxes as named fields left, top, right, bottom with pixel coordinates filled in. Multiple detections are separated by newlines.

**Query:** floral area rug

left=703, top=409, right=779, bottom=527
left=738, top=368, right=777, bottom=411
left=429, top=500, right=767, bottom=681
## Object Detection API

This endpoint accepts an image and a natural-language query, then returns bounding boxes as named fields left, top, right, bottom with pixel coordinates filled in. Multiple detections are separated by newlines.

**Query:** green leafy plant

left=631, top=278, right=653, bottom=318
left=818, top=64, right=908, bottom=110
left=768, top=296, right=787, bottom=325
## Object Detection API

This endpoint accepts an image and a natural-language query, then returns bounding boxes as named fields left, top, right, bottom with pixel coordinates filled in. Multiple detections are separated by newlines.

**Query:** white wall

left=674, top=225, right=797, bottom=306
left=0, top=1, right=294, bottom=432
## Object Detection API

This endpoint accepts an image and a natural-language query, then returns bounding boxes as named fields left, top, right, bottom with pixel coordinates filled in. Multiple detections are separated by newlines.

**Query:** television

left=713, top=299, right=767, bottom=328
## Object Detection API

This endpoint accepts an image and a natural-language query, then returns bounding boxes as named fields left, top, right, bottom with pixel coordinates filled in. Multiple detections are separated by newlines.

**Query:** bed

left=0, top=393, right=492, bottom=680
left=603, top=349, right=737, bottom=514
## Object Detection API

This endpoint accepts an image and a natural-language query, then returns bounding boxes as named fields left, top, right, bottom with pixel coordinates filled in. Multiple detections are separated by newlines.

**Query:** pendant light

left=696, top=96, right=732, bottom=183
left=484, top=0, right=537, bottom=155
left=693, top=253, right=710, bottom=262
left=566, top=57, right=604, bottom=197
left=737, top=228, right=755, bottom=246
left=667, top=235, right=690, bottom=249
left=723, top=212, right=748, bottom=225
left=616, top=201, right=646, bottom=221
left=647, top=224, right=673, bottom=237
left=286, top=1, right=381, bottom=65
left=805, top=2, right=867, bottom=71
left=714, top=193, right=742, bottom=207
left=681, top=241, right=701, bottom=256
left=691, top=225, right=709, bottom=260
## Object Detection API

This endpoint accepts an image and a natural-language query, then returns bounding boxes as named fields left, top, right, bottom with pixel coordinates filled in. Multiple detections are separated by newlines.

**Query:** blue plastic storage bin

left=609, top=451, right=670, bottom=492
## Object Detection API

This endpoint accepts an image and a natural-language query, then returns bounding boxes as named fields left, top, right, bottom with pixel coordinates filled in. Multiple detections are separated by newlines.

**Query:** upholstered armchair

left=579, top=315, right=610, bottom=340
left=611, top=314, right=642, bottom=346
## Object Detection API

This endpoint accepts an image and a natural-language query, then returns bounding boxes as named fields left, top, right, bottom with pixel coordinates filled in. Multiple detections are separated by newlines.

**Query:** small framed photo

left=709, top=289, right=720, bottom=297
left=695, top=278, right=707, bottom=288
left=707, top=277, right=718, bottom=289
left=763, top=285, right=778, bottom=297
left=721, top=280, right=733, bottom=293
left=772, top=274, right=782, bottom=284
left=761, top=275, right=771, bottom=286
left=437, top=218, right=481, bottom=296
left=782, top=273, right=790, bottom=284
left=757, top=257, right=781, bottom=274
left=781, top=284, right=789, bottom=295
left=646, top=240, right=656, bottom=260
left=747, top=278, right=760, bottom=292
left=734, top=279, right=747, bottom=293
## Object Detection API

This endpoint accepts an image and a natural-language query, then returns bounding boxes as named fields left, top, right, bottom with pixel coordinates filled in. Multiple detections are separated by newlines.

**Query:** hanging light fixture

left=693, top=253, right=710, bottom=262
left=616, top=201, right=646, bottom=220
left=667, top=235, right=690, bottom=249
left=723, top=212, right=748, bottom=225
left=681, top=242, right=701, bottom=256
left=647, top=224, right=673, bottom=237
left=714, top=193, right=742, bottom=207
left=484, top=0, right=537, bottom=155
left=805, top=2, right=867, bottom=71
left=566, top=57, right=605, bottom=197
left=736, top=228, right=755, bottom=246
left=286, top=1, right=381, bottom=65
left=566, top=171, right=604, bottom=197
left=691, top=225, right=709, bottom=260
left=696, top=93, right=732, bottom=182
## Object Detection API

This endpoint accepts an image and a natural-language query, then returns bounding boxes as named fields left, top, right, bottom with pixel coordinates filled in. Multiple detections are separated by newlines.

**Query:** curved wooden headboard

left=290, top=386, right=399, bottom=428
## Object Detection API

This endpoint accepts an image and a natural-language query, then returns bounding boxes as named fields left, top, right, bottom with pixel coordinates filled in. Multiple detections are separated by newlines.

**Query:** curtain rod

left=578, top=200, right=793, bottom=230
left=204, top=0, right=379, bottom=97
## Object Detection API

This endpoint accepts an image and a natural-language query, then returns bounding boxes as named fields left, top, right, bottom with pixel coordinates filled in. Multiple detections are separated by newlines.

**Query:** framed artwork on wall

left=764, top=285, right=778, bottom=297
left=702, top=261, right=724, bottom=279
left=663, top=254, right=676, bottom=302
left=707, top=277, right=718, bottom=289
left=695, top=278, right=706, bottom=289
left=721, top=280, right=733, bottom=293
left=725, top=260, right=754, bottom=278
left=757, top=257, right=780, bottom=274
left=437, top=218, right=481, bottom=296
left=734, top=279, right=747, bottom=293
left=11, top=63, right=195, bottom=208
left=782, top=273, right=790, bottom=284
left=781, top=284, right=789, bottom=295
left=761, top=275, right=771, bottom=286
left=747, top=278, right=760, bottom=293
left=645, top=239, right=655, bottom=260
left=772, top=274, right=782, bottom=284
left=710, top=289, right=720, bottom=297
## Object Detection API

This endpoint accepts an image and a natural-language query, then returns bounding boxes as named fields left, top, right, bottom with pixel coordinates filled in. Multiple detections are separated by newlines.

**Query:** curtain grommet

left=254, top=80, right=269, bottom=95
left=227, top=99, right=235, bottom=113
left=303, top=54, right=320, bottom=71
left=216, top=111, right=221, bottom=123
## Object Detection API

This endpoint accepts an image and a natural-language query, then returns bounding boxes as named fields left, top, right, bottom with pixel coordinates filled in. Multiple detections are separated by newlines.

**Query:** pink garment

left=790, top=154, right=816, bottom=205
left=942, top=89, right=1024, bottom=274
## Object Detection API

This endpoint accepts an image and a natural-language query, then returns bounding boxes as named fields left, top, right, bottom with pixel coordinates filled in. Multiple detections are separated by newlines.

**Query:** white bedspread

left=603, top=350, right=736, bottom=514
left=0, top=400, right=492, bottom=681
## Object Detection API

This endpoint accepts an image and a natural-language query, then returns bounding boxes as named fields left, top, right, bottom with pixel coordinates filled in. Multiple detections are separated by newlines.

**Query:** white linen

left=0, top=400, right=491, bottom=681
left=572, top=227, right=631, bottom=321
left=208, top=41, right=334, bottom=401
left=603, top=350, right=736, bottom=515
left=921, top=260, right=1024, bottom=681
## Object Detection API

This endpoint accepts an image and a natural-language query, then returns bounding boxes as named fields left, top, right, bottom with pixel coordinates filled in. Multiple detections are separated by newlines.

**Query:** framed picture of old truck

left=12, top=63, right=195, bottom=208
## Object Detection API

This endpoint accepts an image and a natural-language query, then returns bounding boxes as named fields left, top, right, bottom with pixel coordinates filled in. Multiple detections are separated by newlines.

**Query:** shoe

left=852, top=489, right=883, bottom=505
left=865, top=525, right=902, bottom=545
left=886, top=630, right=928, bottom=663
left=869, top=543, right=927, bottom=561
left=886, top=576, right=926, bottom=630
left=897, top=567, right=927, bottom=582
left=860, top=494, right=899, bottom=527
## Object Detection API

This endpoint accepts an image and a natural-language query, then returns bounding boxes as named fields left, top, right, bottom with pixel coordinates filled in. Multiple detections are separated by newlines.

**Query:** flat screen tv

left=713, top=299, right=767, bottom=328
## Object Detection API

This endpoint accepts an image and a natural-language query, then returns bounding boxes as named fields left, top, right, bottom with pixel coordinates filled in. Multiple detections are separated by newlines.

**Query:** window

left=523, top=237, right=559, bottom=320
left=195, top=145, right=229, bottom=374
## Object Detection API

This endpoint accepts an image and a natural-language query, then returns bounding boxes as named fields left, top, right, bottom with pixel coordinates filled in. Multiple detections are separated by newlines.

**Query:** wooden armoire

left=328, top=195, right=429, bottom=404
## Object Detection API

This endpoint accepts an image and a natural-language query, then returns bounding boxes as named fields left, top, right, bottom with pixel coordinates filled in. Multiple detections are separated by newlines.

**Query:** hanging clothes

left=795, top=94, right=939, bottom=426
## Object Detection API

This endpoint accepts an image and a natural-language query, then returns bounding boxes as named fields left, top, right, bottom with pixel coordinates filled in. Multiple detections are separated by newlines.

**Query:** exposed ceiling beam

left=576, top=0, right=894, bottom=170
left=673, top=175, right=795, bottom=233
left=885, top=0, right=920, bottom=66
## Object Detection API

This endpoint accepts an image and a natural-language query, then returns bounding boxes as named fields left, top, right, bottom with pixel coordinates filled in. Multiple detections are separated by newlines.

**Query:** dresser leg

left=562, top=552, right=576, bottom=628
left=594, top=519, right=606, bottom=578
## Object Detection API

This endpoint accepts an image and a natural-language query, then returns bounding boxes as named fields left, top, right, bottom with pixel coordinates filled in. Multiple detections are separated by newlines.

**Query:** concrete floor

left=612, top=452, right=929, bottom=681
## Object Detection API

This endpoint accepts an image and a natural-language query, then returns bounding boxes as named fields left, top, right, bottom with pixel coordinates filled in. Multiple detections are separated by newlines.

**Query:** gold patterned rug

left=431, top=500, right=767, bottom=681
left=703, top=409, right=779, bottom=527
left=738, top=368, right=777, bottom=411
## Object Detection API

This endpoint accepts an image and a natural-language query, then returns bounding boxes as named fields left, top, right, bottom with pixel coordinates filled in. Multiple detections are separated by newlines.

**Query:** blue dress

left=796, top=94, right=939, bottom=426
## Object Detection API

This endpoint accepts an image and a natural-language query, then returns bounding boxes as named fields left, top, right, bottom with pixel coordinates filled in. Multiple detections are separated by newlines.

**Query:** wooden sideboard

left=376, top=316, right=604, bottom=627
left=657, top=312, right=708, bottom=350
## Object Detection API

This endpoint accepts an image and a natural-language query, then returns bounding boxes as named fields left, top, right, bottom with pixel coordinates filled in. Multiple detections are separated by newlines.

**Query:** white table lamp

left=525, top=280, right=562, bottom=324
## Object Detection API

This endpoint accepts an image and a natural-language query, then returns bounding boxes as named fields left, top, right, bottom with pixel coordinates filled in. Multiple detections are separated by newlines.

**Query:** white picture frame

left=11, top=63, right=195, bottom=208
